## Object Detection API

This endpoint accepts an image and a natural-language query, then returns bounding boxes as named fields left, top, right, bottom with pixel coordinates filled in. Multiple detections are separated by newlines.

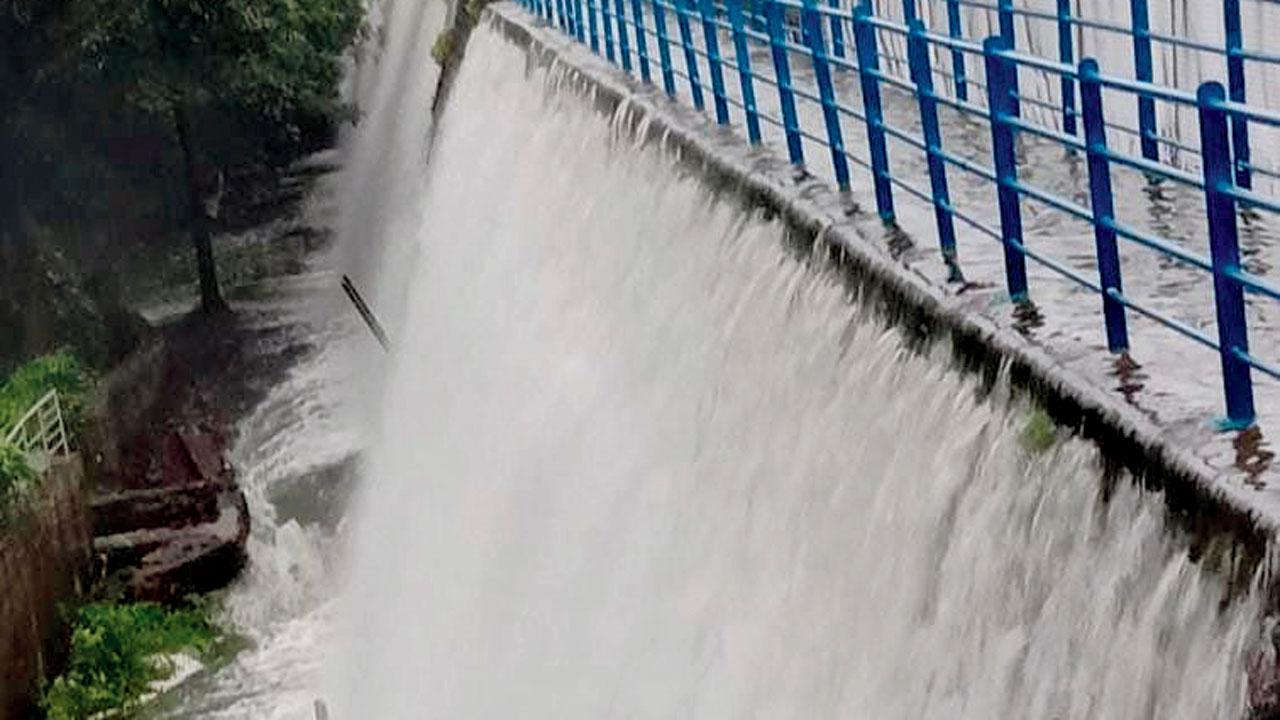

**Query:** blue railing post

left=945, top=0, right=967, bottom=102
left=698, top=0, right=731, bottom=124
left=852, top=6, right=894, bottom=220
left=587, top=0, right=601, bottom=53
left=1197, top=81, right=1256, bottom=429
left=574, top=0, right=588, bottom=42
left=901, top=0, right=917, bottom=22
left=997, top=0, right=1014, bottom=47
left=615, top=0, right=634, bottom=72
left=556, top=0, right=568, bottom=31
left=1080, top=58, right=1130, bottom=354
left=1223, top=0, right=1252, bottom=189
left=675, top=0, right=706, bottom=110
left=828, top=0, right=846, bottom=59
left=631, top=0, right=653, bottom=82
left=750, top=0, right=766, bottom=32
left=651, top=0, right=677, bottom=95
left=1055, top=0, right=1077, bottom=136
left=983, top=36, right=1028, bottom=301
left=726, top=0, right=763, bottom=143
left=803, top=0, right=850, bottom=190
left=1128, top=0, right=1158, bottom=163
left=602, top=0, right=617, bottom=63
left=907, top=19, right=959, bottom=278
left=766, top=0, right=805, bottom=167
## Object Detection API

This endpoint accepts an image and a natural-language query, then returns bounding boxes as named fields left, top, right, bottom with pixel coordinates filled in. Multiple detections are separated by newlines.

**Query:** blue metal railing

left=514, top=0, right=1280, bottom=430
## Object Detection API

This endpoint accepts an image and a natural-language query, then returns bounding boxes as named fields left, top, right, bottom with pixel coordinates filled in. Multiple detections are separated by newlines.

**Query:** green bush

left=41, top=603, right=219, bottom=720
left=431, top=28, right=456, bottom=65
left=0, top=352, right=93, bottom=437
left=1019, top=407, right=1058, bottom=455
left=0, top=441, right=35, bottom=523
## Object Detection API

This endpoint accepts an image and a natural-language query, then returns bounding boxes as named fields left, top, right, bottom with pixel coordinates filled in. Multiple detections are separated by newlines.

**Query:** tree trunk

left=174, top=106, right=228, bottom=314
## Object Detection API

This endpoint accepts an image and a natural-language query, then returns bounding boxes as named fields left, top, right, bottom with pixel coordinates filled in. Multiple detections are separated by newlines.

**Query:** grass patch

left=0, top=352, right=93, bottom=437
left=41, top=602, right=221, bottom=720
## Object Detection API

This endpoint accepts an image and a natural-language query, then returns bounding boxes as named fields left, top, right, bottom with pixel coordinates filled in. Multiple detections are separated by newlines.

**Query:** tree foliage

left=0, top=441, right=35, bottom=524
left=77, top=0, right=363, bottom=129
left=40, top=602, right=219, bottom=719
left=72, top=0, right=364, bottom=311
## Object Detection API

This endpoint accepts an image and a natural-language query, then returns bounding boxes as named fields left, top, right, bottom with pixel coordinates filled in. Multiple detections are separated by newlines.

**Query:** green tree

left=76, top=0, right=363, bottom=313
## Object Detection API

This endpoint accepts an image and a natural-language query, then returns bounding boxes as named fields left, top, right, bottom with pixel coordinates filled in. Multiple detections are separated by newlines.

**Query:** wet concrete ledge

left=483, top=4, right=1278, bottom=581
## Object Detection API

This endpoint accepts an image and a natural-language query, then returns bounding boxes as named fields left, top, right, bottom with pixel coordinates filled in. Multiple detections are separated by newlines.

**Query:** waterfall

left=332, top=19, right=1265, bottom=718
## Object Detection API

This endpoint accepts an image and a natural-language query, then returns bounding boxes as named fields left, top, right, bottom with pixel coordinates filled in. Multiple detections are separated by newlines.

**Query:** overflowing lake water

left=157, top=1, right=1278, bottom=717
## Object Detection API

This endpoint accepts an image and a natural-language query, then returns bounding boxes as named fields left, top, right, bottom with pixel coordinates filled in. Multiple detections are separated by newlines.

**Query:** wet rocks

left=92, top=472, right=250, bottom=604
left=94, top=485, right=249, bottom=604
left=1249, top=625, right=1280, bottom=720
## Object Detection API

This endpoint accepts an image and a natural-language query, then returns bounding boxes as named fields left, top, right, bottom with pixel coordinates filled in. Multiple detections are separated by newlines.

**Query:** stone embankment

left=0, top=456, right=92, bottom=719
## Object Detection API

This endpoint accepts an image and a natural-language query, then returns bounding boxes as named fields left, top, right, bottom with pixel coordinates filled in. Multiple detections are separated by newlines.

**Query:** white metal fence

left=3, top=390, right=71, bottom=473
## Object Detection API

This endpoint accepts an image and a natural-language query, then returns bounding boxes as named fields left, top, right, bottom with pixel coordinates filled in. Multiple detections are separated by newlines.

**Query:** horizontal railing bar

left=1011, top=238, right=1103, bottom=294
left=1003, top=114, right=1086, bottom=152
left=1108, top=219, right=1213, bottom=273
left=1113, top=290, right=1221, bottom=353
left=1011, top=179, right=1095, bottom=226
left=952, top=0, right=1280, bottom=67
left=1240, top=47, right=1280, bottom=64
left=1092, top=73, right=1200, bottom=107
left=1222, top=185, right=1280, bottom=218
left=1216, top=98, right=1280, bottom=129
left=1244, top=161, right=1280, bottom=183
left=1235, top=347, right=1280, bottom=382
left=1226, top=264, right=1280, bottom=302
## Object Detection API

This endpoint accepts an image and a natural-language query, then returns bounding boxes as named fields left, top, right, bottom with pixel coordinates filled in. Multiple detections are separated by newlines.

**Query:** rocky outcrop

left=87, top=424, right=250, bottom=604
left=93, top=481, right=249, bottom=604
left=82, top=314, right=271, bottom=605
left=1249, top=626, right=1280, bottom=720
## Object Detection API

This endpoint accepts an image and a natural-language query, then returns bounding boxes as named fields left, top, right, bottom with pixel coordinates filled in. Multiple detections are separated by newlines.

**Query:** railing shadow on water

left=517, top=0, right=1280, bottom=433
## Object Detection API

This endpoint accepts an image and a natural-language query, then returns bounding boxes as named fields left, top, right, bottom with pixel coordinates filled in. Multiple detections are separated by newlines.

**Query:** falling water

left=330, top=19, right=1266, bottom=719
left=337, top=0, right=450, bottom=336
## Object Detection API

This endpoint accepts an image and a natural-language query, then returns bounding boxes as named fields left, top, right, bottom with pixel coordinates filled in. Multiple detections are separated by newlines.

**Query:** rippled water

left=145, top=281, right=363, bottom=720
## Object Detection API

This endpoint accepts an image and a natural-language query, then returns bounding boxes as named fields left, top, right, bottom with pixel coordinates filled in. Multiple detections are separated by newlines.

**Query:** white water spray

left=333, top=21, right=1263, bottom=719
left=337, top=0, right=451, bottom=336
